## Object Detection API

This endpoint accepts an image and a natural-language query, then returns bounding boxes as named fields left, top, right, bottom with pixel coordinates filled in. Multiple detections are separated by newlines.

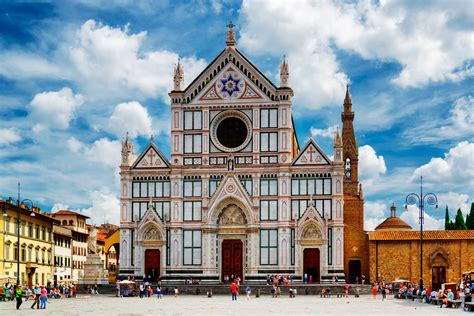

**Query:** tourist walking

left=372, top=284, right=377, bottom=299
left=156, top=286, right=162, bottom=299
left=245, top=285, right=251, bottom=300
left=31, top=285, right=40, bottom=309
left=344, top=283, right=349, bottom=298
left=381, top=285, right=387, bottom=300
left=139, top=283, right=144, bottom=298
left=15, top=285, right=23, bottom=310
left=230, top=282, right=238, bottom=301
left=40, top=286, right=47, bottom=309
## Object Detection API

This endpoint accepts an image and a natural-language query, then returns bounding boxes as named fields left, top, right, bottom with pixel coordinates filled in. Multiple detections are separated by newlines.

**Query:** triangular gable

left=138, top=202, right=163, bottom=228
left=184, top=47, right=277, bottom=103
left=298, top=201, right=325, bottom=227
left=193, top=63, right=270, bottom=103
left=292, top=138, right=331, bottom=166
left=207, top=174, right=254, bottom=218
left=132, top=142, right=170, bottom=169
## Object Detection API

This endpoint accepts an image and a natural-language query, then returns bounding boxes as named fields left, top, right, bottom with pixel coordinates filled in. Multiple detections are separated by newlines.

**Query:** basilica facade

left=118, top=24, right=365, bottom=283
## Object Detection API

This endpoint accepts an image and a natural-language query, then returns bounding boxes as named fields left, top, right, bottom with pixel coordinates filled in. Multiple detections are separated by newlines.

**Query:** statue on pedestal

left=87, top=227, right=98, bottom=255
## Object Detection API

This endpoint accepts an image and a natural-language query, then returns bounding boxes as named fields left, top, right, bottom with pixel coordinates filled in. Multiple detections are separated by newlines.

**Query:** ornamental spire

left=280, top=55, right=289, bottom=87
left=121, top=131, right=134, bottom=167
left=173, top=57, right=184, bottom=91
left=226, top=21, right=236, bottom=46
left=344, top=83, right=352, bottom=111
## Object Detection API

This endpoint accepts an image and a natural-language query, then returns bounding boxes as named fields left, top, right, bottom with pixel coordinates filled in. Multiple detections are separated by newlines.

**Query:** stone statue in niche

left=143, top=227, right=160, bottom=241
left=302, top=224, right=322, bottom=240
left=218, top=204, right=246, bottom=225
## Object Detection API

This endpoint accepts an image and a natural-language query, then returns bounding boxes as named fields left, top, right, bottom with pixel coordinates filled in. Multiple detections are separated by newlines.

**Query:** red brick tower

left=341, top=85, right=368, bottom=283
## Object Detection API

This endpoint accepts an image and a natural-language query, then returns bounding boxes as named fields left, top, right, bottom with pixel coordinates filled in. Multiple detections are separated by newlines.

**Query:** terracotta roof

left=375, top=216, right=413, bottom=231
left=369, top=230, right=474, bottom=241
left=52, top=210, right=90, bottom=218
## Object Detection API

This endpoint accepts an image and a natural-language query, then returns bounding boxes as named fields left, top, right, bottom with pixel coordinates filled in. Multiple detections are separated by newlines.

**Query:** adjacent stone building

left=0, top=198, right=55, bottom=287
left=369, top=205, right=474, bottom=290
left=118, top=24, right=368, bottom=283
left=53, top=225, right=73, bottom=283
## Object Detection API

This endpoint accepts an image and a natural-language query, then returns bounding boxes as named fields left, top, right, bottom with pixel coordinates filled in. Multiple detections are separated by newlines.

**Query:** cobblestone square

left=0, top=295, right=468, bottom=315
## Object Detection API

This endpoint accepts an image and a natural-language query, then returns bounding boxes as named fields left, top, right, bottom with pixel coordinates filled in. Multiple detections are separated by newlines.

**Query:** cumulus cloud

left=403, top=96, right=474, bottom=144
left=358, top=145, right=387, bottom=189
left=0, top=128, right=21, bottom=145
left=30, top=87, right=84, bottom=129
left=81, top=188, right=120, bottom=225
left=0, top=52, right=64, bottom=80
left=70, top=19, right=207, bottom=100
left=364, top=200, right=387, bottom=231
left=67, top=137, right=83, bottom=153
left=50, top=203, right=70, bottom=213
left=84, top=138, right=121, bottom=168
left=437, top=192, right=472, bottom=217
left=239, top=0, right=473, bottom=110
left=400, top=205, right=444, bottom=230
left=107, top=101, right=153, bottom=138
left=310, top=125, right=339, bottom=139
left=413, top=141, right=474, bottom=190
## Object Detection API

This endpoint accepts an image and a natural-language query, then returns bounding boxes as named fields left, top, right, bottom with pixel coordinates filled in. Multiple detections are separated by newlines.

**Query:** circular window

left=216, top=117, right=248, bottom=148
left=210, top=111, right=252, bottom=152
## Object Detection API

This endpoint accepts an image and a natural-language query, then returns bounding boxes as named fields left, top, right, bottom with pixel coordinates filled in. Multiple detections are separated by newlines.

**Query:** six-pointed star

left=220, top=75, right=240, bottom=97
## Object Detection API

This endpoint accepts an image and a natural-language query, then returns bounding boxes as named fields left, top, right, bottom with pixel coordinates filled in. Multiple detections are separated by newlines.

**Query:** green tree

left=454, top=208, right=467, bottom=230
left=444, top=206, right=454, bottom=230
left=466, top=202, right=474, bottom=229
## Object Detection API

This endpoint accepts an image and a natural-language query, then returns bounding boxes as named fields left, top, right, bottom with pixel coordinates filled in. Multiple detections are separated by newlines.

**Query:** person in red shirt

left=230, top=282, right=238, bottom=301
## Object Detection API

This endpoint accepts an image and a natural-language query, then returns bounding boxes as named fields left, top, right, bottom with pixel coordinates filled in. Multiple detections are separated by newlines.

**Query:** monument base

left=79, top=254, right=109, bottom=285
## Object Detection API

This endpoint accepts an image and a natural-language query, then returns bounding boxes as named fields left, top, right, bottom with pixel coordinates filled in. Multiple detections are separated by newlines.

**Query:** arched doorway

left=221, top=240, right=243, bottom=282
left=217, top=203, right=247, bottom=282
left=431, top=251, right=448, bottom=290
left=303, top=248, right=320, bottom=283
left=144, top=249, right=160, bottom=282
left=348, top=260, right=362, bottom=283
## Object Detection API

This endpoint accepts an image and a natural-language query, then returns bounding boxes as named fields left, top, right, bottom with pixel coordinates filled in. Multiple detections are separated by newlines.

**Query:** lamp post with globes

left=2, top=183, right=36, bottom=286
left=405, top=176, right=438, bottom=294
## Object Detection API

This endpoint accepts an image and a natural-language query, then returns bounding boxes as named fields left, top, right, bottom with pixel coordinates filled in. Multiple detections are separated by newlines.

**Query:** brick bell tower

left=341, top=84, right=368, bottom=283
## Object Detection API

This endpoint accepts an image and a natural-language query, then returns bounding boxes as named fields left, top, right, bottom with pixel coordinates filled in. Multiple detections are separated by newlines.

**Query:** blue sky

left=0, top=0, right=472, bottom=229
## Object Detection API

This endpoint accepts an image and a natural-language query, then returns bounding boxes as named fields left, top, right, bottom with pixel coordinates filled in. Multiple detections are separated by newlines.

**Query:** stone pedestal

left=79, top=254, right=109, bottom=285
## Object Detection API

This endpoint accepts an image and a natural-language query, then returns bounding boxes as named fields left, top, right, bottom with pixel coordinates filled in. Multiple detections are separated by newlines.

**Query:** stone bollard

left=256, top=289, right=260, bottom=298
left=305, top=288, right=309, bottom=295
left=196, top=288, right=200, bottom=295
left=207, top=289, right=213, bottom=298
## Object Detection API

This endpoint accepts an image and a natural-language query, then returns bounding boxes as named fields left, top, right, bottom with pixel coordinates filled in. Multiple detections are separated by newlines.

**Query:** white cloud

left=310, top=125, right=338, bottom=139
left=50, top=203, right=70, bottom=213
left=239, top=0, right=473, bottom=109
left=413, top=141, right=474, bottom=190
left=0, top=52, right=64, bottom=80
left=67, top=137, right=83, bottom=153
left=81, top=188, right=120, bottom=225
left=358, top=145, right=387, bottom=189
left=364, top=200, right=387, bottom=231
left=84, top=138, right=121, bottom=168
left=70, top=19, right=207, bottom=100
left=30, top=87, right=84, bottom=129
left=107, top=101, right=153, bottom=138
left=0, top=128, right=21, bottom=145
left=403, top=96, right=474, bottom=144
left=437, top=192, right=472, bottom=217
left=400, top=205, right=444, bottom=230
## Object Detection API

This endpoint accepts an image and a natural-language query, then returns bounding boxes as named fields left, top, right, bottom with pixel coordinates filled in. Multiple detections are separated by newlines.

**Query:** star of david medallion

left=220, top=75, right=240, bottom=97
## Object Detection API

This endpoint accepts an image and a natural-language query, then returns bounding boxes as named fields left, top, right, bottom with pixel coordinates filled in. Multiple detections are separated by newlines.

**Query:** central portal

left=303, top=248, right=320, bottom=283
left=221, top=239, right=243, bottom=282
left=144, top=249, right=160, bottom=282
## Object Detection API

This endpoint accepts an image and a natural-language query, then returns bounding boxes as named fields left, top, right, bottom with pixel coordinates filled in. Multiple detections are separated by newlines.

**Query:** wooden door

left=221, top=240, right=243, bottom=282
left=303, top=248, right=320, bottom=283
left=432, top=267, right=446, bottom=291
left=144, top=249, right=160, bottom=282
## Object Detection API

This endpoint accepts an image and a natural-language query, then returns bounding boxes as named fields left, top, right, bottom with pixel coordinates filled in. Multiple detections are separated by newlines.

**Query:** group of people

left=266, top=274, right=294, bottom=286
left=223, top=274, right=241, bottom=285
left=0, top=282, right=76, bottom=310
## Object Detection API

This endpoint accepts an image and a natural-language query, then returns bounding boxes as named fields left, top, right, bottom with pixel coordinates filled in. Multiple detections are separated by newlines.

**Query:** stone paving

left=0, top=294, right=468, bottom=315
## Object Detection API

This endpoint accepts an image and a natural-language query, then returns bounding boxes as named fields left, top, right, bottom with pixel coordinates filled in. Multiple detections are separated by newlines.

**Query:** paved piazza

left=0, top=295, right=467, bottom=315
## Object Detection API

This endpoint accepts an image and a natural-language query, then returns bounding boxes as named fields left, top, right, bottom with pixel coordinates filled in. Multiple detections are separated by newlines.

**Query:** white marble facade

left=119, top=25, right=345, bottom=283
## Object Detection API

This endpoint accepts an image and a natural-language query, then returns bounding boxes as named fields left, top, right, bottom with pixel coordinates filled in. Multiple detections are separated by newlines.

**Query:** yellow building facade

left=1, top=198, right=55, bottom=286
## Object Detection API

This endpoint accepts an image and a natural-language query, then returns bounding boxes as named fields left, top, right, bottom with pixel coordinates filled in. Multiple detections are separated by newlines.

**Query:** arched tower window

left=345, top=158, right=351, bottom=180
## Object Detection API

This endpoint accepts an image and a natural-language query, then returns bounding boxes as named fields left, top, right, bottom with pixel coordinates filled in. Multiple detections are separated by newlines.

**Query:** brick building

left=369, top=205, right=474, bottom=290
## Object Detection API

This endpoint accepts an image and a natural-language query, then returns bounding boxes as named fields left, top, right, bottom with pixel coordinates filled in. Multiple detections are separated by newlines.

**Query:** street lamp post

left=405, top=176, right=438, bottom=294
